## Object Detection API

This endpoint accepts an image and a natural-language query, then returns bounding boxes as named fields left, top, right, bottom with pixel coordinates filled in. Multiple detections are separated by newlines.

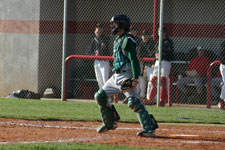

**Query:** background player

left=94, top=14, right=158, bottom=137
left=89, top=23, right=111, bottom=89
left=218, top=40, right=225, bottom=110
left=137, top=29, right=156, bottom=101
left=147, top=27, right=174, bottom=106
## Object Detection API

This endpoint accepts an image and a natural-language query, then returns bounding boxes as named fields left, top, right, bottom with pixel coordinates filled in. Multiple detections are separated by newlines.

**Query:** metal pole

left=61, top=0, right=68, bottom=101
left=156, top=0, right=164, bottom=107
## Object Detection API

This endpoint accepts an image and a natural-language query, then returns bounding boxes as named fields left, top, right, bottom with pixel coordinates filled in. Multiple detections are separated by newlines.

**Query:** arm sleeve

left=104, top=35, right=113, bottom=56
left=187, top=59, right=194, bottom=71
left=162, top=38, right=174, bottom=61
left=87, top=40, right=95, bottom=55
left=204, top=58, right=211, bottom=75
left=99, top=35, right=111, bottom=56
left=125, top=38, right=140, bottom=79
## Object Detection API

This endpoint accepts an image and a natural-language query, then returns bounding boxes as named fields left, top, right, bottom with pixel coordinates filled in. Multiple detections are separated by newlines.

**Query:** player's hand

left=101, top=43, right=105, bottom=49
left=152, top=65, right=155, bottom=69
left=155, top=53, right=159, bottom=59
left=95, top=50, right=99, bottom=56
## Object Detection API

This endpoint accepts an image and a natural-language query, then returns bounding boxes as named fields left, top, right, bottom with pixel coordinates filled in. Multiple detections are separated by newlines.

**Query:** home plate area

left=0, top=118, right=225, bottom=150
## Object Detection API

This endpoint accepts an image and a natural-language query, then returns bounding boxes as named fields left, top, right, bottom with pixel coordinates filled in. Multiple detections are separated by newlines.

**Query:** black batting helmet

left=110, top=14, right=131, bottom=35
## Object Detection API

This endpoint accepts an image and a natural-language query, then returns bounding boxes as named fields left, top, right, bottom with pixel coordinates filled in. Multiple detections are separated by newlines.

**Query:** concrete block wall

left=0, top=0, right=40, bottom=96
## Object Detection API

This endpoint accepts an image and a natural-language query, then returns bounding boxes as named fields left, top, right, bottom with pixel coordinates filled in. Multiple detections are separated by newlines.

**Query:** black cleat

left=137, top=130, right=156, bottom=137
left=97, top=122, right=118, bottom=133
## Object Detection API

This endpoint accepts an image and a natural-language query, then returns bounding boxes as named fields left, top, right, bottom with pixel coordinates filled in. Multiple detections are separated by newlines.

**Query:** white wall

left=0, top=0, right=40, bottom=96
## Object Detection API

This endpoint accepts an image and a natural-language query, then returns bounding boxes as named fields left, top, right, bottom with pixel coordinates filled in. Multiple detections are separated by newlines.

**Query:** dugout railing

left=64, top=55, right=220, bottom=108
left=206, top=60, right=221, bottom=108
left=64, top=55, right=173, bottom=105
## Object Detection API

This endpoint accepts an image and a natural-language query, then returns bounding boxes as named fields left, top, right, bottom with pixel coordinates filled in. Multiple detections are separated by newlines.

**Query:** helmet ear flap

left=110, top=14, right=131, bottom=34
left=118, top=23, right=129, bottom=32
left=110, top=21, right=120, bottom=35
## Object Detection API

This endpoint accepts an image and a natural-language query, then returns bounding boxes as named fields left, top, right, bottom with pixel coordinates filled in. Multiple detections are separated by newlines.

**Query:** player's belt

left=115, top=69, right=131, bottom=74
left=115, top=70, right=127, bottom=74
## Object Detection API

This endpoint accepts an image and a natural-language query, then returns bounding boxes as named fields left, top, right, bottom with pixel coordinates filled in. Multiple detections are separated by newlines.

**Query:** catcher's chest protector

left=113, top=34, right=129, bottom=71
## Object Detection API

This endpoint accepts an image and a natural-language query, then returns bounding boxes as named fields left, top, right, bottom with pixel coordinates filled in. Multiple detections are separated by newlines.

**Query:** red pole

left=64, top=56, right=74, bottom=100
left=206, top=60, right=221, bottom=108
left=153, top=0, right=159, bottom=41
left=168, top=70, right=173, bottom=107
left=207, top=67, right=212, bottom=108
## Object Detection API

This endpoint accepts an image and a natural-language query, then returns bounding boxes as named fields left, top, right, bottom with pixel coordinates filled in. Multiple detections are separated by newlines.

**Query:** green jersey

left=113, top=33, right=140, bottom=79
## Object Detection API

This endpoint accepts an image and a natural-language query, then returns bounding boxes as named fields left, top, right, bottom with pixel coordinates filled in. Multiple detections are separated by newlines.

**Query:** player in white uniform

left=147, top=27, right=174, bottom=106
left=218, top=40, right=225, bottom=110
left=89, top=23, right=111, bottom=89
left=137, top=29, right=155, bottom=100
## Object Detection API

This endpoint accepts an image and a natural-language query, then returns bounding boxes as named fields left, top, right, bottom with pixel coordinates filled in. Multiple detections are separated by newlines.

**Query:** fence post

left=61, top=0, right=68, bottom=101
left=156, top=0, right=165, bottom=107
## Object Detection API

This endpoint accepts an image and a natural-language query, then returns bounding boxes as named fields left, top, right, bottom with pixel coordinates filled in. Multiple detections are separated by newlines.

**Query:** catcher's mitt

left=121, top=78, right=133, bottom=92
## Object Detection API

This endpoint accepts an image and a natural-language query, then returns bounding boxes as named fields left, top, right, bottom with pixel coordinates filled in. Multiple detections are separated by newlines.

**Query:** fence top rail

left=207, top=60, right=221, bottom=77
left=65, top=55, right=114, bottom=61
left=66, top=54, right=161, bottom=62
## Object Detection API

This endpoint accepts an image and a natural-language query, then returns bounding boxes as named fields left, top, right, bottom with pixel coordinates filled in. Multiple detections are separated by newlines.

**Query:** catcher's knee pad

left=95, top=89, right=107, bottom=106
left=151, top=76, right=157, bottom=86
left=160, top=77, right=167, bottom=87
left=127, top=97, right=145, bottom=113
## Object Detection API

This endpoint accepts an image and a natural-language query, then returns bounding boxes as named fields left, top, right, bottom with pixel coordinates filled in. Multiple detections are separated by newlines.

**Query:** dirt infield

left=0, top=118, right=225, bottom=150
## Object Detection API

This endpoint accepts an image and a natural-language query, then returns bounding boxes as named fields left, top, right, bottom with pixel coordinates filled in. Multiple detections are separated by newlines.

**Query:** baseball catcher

left=94, top=14, right=158, bottom=137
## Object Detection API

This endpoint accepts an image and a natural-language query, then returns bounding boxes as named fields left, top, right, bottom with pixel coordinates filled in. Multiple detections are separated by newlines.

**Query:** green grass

left=0, top=142, right=167, bottom=150
left=0, top=98, right=225, bottom=124
left=0, top=98, right=224, bottom=150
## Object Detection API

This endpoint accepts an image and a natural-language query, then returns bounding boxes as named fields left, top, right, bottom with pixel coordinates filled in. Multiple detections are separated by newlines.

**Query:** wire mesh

left=0, top=0, right=224, bottom=108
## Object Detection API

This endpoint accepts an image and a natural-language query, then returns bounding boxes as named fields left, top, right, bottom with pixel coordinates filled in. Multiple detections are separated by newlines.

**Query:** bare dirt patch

left=0, top=118, right=225, bottom=150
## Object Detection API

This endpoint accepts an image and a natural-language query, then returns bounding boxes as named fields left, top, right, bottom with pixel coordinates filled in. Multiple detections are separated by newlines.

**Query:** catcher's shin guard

left=97, top=105, right=118, bottom=133
left=160, top=77, right=167, bottom=106
left=149, top=114, right=158, bottom=130
left=149, top=76, right=157, bottom=101
left=127, top=97, right=158, bottom=132
left=137, top=114, right=158, bottom=137
left=137, top=110, right=158, bottom=132
left=111, top=104, right=120, bottom=121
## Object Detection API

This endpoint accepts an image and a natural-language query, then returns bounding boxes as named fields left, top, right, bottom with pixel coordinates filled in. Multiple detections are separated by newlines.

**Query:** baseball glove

left=121, top=78, right=133, bottom=92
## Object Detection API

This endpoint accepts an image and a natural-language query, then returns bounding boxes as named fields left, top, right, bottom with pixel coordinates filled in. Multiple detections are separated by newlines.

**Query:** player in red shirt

left=176, top=46, right=211, bottom=98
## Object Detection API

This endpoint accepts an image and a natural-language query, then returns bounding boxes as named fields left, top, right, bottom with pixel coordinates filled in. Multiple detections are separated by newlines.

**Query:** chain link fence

left=0, top=0, right=224, bottom=108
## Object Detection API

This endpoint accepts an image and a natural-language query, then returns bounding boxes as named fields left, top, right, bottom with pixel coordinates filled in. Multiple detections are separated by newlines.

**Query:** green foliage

left=0, top=98, right=225, bottom=124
